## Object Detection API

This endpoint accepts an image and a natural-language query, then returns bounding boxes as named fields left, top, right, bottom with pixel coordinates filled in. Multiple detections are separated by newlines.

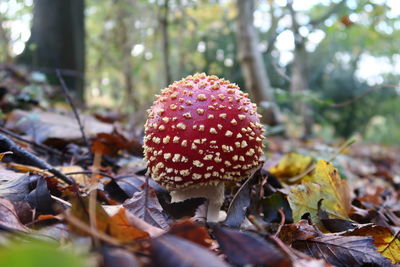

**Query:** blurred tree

left=0, top=12, right=12, bottom=63
left=236, top=0, right=280, bottom=125
left=19, top=0, right=85, bottom=103
left=158, top=0, right=172, bottom=86
left=287, top=0, right=345, bottom=137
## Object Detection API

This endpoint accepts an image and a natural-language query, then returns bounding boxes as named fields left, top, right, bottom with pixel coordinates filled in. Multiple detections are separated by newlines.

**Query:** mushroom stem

left=170, top=182, right=225, bottom=222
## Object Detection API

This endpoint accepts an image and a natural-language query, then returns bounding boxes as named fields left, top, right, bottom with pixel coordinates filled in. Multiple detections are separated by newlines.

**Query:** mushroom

left=143, top=73, right=265, bottom=222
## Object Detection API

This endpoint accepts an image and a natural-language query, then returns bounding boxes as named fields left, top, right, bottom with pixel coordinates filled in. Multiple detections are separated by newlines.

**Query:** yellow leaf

left=345, top=225, right=400, bottom=264
left=288, top=160, right=351, bottom=226
left=58, top=165, right=90, bottom=186
left=269, top=153, right=313, bottom=183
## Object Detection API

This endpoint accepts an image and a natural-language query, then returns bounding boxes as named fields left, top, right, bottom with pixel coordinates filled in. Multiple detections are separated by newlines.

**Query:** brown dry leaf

left=103, top=204, right=165, bottom=237
left=168, top=219, right=214, bottom=248
left=69, top=197, right=149, bottom=243
left=288, top=160, right=351, bottom=225
left=91, top=132, right=128, bottom=157
left=345, top=225, right=400, bottom=264
left=69, top=196, right=110, bottom=236
left=58, top=165, right=90, bottom=186
left=269, top=152, right=313, bottom=183
left=279, top=219, right=321, bottom=244
left=0, top=196, right=30, bottom=232
left=5, top=109, right=113, bottom=143
left=292, top=235, right=392, bottom=266
left=108, top=207, right=149, bottom=242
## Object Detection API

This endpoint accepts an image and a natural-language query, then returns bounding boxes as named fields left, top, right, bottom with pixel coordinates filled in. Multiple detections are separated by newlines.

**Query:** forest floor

left=0, top=65, right=399, bottom=266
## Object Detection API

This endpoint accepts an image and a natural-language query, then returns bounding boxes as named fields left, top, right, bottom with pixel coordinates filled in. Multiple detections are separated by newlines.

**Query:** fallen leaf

left=288, top=160, right=351, bottom=226
left=212, top=226, right=291, bottom=266
left=91, top=132, right=129, bottom=157
left=0, top=196, right=30, bottom=232
left=168, top=219, right=213, bottom=248
left=0, top=173, right=30, bottom=202
left=150, top=234, right=229, bottom=267
left=344, top=224, right=400, bottom=264
left=292, top=235, right=392, bottom=267
left=0, top=165, right=26, bottom=182
left=58, top=165, right=90, bottom=186
left=103, top=204, right=165, bottom=237
left=260, top=192, right=293, bottom=223
left=123, top=187, right=169, bottom=229
left=69, top=196, right=149, bottom=243
left=0, top=151, right=12, bottom=161
left=102, top=247, right=140, bottom=267
left=108, top=208, right=149, bottom=242
left=269, top=152, right=313, bottom=183
left=223, top=168, right=261, bottom=228
left=5, top=109, right=113, bottom=144
left=26, top=176, right=57, bottom=214
left=279, top=219, right=321, bottom=244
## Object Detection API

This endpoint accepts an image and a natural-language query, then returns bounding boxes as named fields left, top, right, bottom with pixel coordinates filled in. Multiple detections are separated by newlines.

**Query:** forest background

left=1, top=0, right=399, bottom=143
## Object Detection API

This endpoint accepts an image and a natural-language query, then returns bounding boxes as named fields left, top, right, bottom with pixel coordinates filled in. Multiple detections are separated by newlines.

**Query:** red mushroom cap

left=144, top=73, right=265, bottom=190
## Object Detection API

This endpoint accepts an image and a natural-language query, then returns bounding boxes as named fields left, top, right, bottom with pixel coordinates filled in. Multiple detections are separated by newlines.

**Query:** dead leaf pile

left=0, top=71, right=399, bottom=266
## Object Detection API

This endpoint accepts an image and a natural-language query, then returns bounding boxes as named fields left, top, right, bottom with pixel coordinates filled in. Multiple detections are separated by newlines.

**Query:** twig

left=61, top=170, right=115, bottom=180
left=247, top=215, right=265, bottom=233
left=311, top=84, right=399, bottom=108
left=0, top=127, right=63, bottom=158
left=62, top=213, right=121, bottom=246
left=0, top=134, right=75, bottom=185
left=144, top=176, right=150, bottom=223
left=271, top=61, right=291, bottom=82
left=89, top=151, right=103, bottom=247
left=56, top=69, right=90, bottom=149
left=51, top=194, right=72, bottom=207
left=288, top=137, right=356, bottom=183
left=274, top=209, right=286, bottom=237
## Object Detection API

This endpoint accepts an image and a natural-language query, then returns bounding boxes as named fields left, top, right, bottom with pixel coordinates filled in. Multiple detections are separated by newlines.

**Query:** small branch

left=62, top=213, right=121, bottom=246
left=271, top=61, right=291, bottom=82
left=56, top=69, right=90, bottom=149
left=274, top=209, right=286, bottom=237
left=311, top=84, right=399, bottom=108
left=0, top=127, right=63, bottom=158
left=0, top=134, right=75, bottom=185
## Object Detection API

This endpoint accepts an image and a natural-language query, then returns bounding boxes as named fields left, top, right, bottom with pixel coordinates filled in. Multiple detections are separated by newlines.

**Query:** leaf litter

left=0, top=67, right=400, bottom=266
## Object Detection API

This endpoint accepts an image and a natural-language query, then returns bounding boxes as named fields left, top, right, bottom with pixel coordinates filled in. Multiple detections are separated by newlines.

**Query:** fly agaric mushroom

left=143, top=73, right=265, bottom=222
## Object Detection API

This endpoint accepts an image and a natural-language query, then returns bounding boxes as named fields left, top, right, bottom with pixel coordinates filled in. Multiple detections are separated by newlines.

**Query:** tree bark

left=20, top=0, right=85, bottom=103
left=159, top=0, right=172, bottom=86
left=236, top=0, right=279, bottom=126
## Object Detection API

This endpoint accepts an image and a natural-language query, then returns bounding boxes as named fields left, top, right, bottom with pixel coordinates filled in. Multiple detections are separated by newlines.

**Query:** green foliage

left=0, top=241, right=90, bottom=267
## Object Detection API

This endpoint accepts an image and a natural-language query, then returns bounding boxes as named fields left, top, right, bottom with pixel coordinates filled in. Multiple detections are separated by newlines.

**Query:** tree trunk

left=235, top=0, right=279, bottom=126
left=290, top=42, right=314, bottom=137
left=20, top=0, right=85, bottom=103
left=159, top=0, right=172, bottom=86
left=0, top=14, right=12, bottom=63
left=288, top=0, right=313, bottom=137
